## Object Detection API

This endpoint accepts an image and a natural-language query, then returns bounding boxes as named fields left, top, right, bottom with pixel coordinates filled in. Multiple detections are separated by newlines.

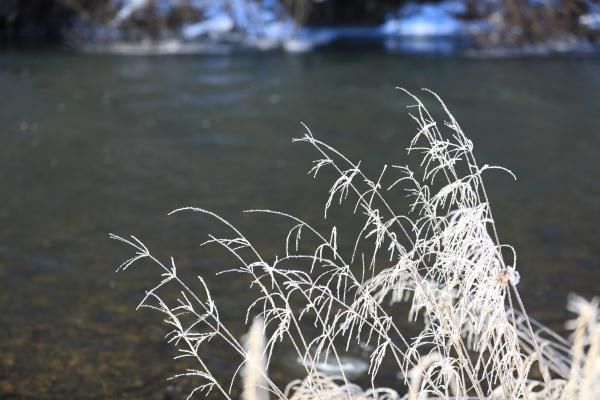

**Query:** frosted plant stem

left=511, top=283, right=552, bottom=395
left=295, top=141, right=489, bottom=398
left=113, top=89, right=597, bottom=400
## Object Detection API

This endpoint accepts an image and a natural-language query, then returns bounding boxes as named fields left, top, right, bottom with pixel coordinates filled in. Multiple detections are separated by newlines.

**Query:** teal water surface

left=0, top=50, right=599, bottom=398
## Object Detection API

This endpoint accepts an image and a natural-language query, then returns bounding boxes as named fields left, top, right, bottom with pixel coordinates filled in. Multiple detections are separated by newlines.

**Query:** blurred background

left=2, top=0, right=600, bottom=53
left=1, top=1, right=599, bottom=399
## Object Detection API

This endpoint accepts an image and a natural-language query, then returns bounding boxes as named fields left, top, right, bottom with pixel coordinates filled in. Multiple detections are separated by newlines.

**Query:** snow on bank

left=181, top=14, right=235, bottom=39
left=580, top=0, right=600, bottom=31
left=82, top=39, right=234, bottom=55
left=580, top=13, right=600, bottom=31
left=112, top=0, right=151, bottom=26
left=380, top=1, right=480, bottom=54
left=382, top=1, right=467, bottom=37
left=91, top=0, right=598, bottom=55
left=93, top=0, right=478, bottom=54
left=108, top=0, right=299, bottom=50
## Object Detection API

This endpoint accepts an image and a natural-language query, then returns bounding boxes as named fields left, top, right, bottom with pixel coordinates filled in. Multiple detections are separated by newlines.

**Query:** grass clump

left=112, top=89, right=599, bottom=399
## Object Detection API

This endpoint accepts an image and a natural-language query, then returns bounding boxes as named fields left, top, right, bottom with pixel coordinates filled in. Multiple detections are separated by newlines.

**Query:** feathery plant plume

left=561, top=295, right=600, bottom=399
left=112, top=89, right=599, bottom=399
left=242, top=317, right=270, bottom=400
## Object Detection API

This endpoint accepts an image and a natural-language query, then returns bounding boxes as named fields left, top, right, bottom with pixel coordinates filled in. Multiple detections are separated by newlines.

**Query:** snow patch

left=112, top=0, right=151, bottom=26
left=580, top=13, right=600, bottom=31
left=383, top=1, right=466, bottom=37
left=113, top=0, right=299, bottom=47
left=181, top=14, right=235, bottom=39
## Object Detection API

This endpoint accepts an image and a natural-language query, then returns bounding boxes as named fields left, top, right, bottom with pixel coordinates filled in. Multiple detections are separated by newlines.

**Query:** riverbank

left=2, top=0, right=600, bottom=56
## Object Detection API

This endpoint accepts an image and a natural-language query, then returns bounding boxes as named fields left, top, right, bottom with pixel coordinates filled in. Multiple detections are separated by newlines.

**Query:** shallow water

left=0, top=50, right=599, bottom=398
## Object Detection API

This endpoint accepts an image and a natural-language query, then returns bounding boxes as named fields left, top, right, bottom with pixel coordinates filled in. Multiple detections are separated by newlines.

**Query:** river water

left=0, top=50, right=599, bottom=398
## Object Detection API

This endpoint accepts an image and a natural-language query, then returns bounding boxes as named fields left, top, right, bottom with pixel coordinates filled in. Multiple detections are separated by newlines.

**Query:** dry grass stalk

left=112, top=89, right=599, bottom=399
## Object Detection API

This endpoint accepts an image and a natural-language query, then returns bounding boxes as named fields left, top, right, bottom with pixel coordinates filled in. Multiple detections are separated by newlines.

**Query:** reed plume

left=112, top=89, right=598, bottom=399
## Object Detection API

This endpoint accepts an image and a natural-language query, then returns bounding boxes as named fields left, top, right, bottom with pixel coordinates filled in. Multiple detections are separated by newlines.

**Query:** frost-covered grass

left=112, top=89, right=599, bottom=399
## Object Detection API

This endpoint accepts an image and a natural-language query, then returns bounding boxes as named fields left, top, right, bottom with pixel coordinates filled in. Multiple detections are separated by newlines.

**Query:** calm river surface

left=0, top=50, right=599, bottom=399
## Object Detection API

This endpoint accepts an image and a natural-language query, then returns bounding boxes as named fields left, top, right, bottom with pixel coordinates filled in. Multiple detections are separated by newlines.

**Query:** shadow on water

left=0, top=50, right=599, bottom=398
